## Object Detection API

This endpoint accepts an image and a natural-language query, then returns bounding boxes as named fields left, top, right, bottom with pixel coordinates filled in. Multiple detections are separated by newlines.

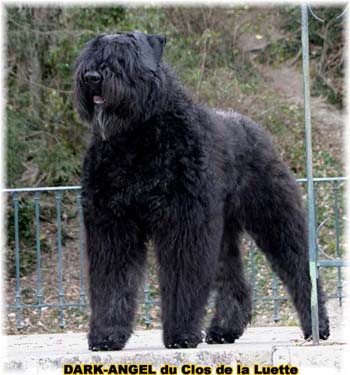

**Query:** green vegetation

left=281, top=7, right=345, bottom=107
left=7, top=6, right=345, bottom=188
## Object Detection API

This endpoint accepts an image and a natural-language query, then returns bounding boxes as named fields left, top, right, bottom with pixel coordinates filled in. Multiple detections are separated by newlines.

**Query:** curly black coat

left=74, top=31, right=329, bottom=351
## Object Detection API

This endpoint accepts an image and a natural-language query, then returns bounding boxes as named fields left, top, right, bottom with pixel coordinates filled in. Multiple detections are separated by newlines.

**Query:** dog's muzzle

left=84, top=71, right=101, bottom=85
left=84, top=71, right=104, bottom=104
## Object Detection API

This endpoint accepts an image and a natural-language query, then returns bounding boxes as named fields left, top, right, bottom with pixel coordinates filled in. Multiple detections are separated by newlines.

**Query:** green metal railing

left=5, top=186, right=85, bottom=330
left=4, top=177, right=348, bottom=333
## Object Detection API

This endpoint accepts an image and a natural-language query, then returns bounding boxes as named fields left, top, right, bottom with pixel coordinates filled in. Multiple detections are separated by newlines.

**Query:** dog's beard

left=92, top=105, right=130, bottom=141
left=90, top=84, right=147, bottom=140
left=95, top=106, right=107, bottom=140
left=89, top=80, right=128, bottom=140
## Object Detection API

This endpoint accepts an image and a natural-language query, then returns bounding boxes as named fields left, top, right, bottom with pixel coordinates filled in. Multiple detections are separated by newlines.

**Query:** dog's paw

left=206, top=328, right=241, bottom=344
left=164, top=332, right=203, bottom=349
left=303, top=315, right=330, bottom=341
left=88, top=340, right=124, bottom=351
left=303, top=324, right=330, bottom=341
left=88, top=338, right=125, bottom=351
left=88, top=332, right=127, bottom=351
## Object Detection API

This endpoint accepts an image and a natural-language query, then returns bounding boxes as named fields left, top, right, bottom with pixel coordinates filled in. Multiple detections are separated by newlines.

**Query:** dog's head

left=74, top=32, right=166, bottom=129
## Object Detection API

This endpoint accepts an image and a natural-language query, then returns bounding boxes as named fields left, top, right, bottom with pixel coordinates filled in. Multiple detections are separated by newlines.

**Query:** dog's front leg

left=85, top=219, right=147, bottom=351
left=155, top=204, right=223, bottom=349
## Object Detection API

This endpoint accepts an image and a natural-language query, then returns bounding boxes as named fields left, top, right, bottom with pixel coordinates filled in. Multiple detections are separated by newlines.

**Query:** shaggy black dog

left=74, top=32, right=329, bottom=351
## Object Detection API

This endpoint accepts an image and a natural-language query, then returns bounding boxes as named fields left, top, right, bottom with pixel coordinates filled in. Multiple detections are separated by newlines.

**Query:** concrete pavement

left=2, top=326, right=349, bottom=375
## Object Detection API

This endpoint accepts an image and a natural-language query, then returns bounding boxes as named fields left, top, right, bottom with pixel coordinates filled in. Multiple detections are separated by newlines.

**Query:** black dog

left=74, top=32, right=329, bottom=351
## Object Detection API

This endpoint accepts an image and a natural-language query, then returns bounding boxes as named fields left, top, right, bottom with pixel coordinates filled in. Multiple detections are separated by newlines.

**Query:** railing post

left=13, top=192, right=22, bottom=330
left=272, top=273, right=279, bottom=322
left=76, top=192, right=86, bottom=310
left=333, top=181, right=342, bottom=306
left=144, top=272, right=151, bottom=328
left=55, top=190, right=65, bottom=328
left=249, top=240, right=257, bottom=311
left=301, top=3, right=319, bottom=345
left=34, top=192, right=43, bottom=310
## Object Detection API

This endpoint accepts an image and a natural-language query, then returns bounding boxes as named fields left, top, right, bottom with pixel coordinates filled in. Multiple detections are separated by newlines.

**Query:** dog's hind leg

left=206, top=221, right=252, bottom=344
left=85, top=219, right=147, bottom=351
left=243, top=169, right=329, bottom=340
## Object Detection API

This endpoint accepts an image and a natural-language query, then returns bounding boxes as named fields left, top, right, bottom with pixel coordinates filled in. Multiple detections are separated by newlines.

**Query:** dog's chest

left=84, top=136, right=181, bottom=213
left=82, top=123, right=209, bottom=226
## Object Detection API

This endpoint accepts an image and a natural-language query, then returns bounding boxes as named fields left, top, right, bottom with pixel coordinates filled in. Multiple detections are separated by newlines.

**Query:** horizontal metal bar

left=150, top=293, right=345, bottom=303
left=324, top=293, right=350, bottom=299
left=297, top=177, right=348, bottom=183
left=2, top=177, right=348, bottom=193
left=2, top=186, right=81, bottom=193
left=7, top=302, right=86, bottom=310
left=318, top=260, right=350, bottom=267
left=8, top=290, right=348, bottom=311
left=252, top=296, right=288, bottom=302
left=251, top=293, right=348, bottom=302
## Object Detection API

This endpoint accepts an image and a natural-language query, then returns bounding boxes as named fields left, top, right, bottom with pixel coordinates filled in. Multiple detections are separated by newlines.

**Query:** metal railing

left=4, top=177, right=348, bottom=332
left=5, top=186, right=85, bottom=330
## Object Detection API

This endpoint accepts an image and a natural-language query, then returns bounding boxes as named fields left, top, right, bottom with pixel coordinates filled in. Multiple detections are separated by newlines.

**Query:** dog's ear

left=133, top=32, right=166, bottom=72
left=146, top=34, right=166, bottom=66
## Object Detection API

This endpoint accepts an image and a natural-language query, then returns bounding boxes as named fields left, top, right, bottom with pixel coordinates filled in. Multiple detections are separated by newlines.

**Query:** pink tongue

left=93, top=96, right=104, bottom=104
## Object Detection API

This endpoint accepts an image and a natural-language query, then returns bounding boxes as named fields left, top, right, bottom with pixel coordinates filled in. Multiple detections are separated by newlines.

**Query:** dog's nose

left=84, top=71, right=101, bottom=84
